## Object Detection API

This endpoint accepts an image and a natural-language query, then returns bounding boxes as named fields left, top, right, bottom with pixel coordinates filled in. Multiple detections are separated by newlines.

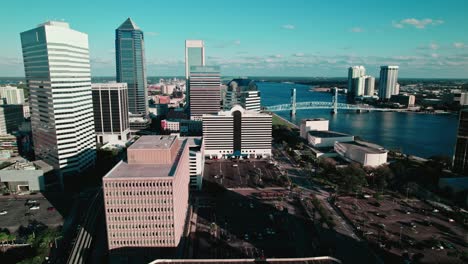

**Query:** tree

left=336, top=164, right=367, bottom=193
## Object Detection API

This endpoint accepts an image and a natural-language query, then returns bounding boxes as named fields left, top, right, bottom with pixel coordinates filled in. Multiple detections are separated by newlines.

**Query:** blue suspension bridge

left=264, top=88, right=405, bottom=114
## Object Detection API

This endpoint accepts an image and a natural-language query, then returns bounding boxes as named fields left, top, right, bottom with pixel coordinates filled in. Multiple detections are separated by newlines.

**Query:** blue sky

left=2, top=0, right=468, bottom=78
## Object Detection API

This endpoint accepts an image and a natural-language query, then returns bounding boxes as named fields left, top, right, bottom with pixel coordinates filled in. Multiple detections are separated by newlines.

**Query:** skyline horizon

left=2, top=0, right=468, bottom=78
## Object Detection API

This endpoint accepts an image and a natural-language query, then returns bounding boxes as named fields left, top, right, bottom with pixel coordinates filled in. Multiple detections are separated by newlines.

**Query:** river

left=257, top=82, right=458, bottom=158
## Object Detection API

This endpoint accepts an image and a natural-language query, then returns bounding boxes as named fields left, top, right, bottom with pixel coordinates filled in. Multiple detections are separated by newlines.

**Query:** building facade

left=185, top=40, right=205, bottom=80
left=364, top=76, right=375, bottom=96
left=92, top=83, right=130, bottom=145
left=188, top=66, right=221, bottom=120
left=335, top=141, right=388, bottom=167
left=224, top=79, right=261, bottom=112
left=202, top=105, right=272, bottom=159
left=103, top=136, right=190, bottom=251
left=353, top=76, right=366, bottom=97
left=0, top=86, right=25, bottom=105
left=0, top=104, right=23, bottom=134
left=347, top=66, right=366, bottom=98
left=20, top=21, right=96, bottom=185
left=300, top=118, right=329, bottom=139
left=307, top=131, right=354, bottom=148
left=453, top=109, right=468, bottom=175
left=116, top=18, right=148, bottom=116
left=378, top=66, right=399, bottom=100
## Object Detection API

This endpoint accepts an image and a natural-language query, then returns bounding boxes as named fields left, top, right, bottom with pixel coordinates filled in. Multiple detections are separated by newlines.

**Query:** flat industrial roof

left=104, top=139, right=187, bottom=179
left=129, top=135, right=177, bottom=150
left=308, top=130, right=351, bottom=138
left=338, top=142, right=387, bottom=154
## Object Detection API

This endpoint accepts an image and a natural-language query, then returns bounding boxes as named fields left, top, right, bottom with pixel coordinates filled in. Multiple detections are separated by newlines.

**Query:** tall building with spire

left=20, top=21, right=96, bottom=187
left=116, top=18, right=148, bottom=116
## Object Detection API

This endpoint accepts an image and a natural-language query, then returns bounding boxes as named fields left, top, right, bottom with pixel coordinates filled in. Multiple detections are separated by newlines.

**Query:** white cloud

left=350, top=27, right=364, bottom=33
left=431, top=53, right=440, bottom=58
left=281, top=24, right=295, bottom=30
left=393, top=18, right=444, bottom=29
left=270, top=54, right=283, bottom=58
left=294, top=53, right=305, bottom=57
left=454, top=42, right=466, bottom=49
left=146, top=32, right=160, bottom=37
left=430, top=43, right=439, bottom=50
left=233, top=40, right=241, bottom=45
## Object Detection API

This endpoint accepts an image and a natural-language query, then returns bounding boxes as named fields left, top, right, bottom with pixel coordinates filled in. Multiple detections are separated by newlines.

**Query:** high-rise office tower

left=92, top=83, right=130, bottom=145
left=224, top=79, right=261, bottom=112
left=364, top=76, right=375, bottom=96
left=378, top=66, right=399, bottom=100
left=116, top=18, right=148, bottom=116
left=20, top=21, right=96, bottom=186
left=203, top=105, right=272, bottom=159
left=185, top=40, right=205, bottom=80
left=188, top=66, right=221, bottom=120
left=103, top=136, right=189, bottom=254
left=347, top=66, right=366, bottom=97
left=353, top=76, right=366, bottom=96
left=453, top=109, right=468, bottom=175
left=0, top=104, right=24, bottom=134
left=0, top=86, right=25, bottom=105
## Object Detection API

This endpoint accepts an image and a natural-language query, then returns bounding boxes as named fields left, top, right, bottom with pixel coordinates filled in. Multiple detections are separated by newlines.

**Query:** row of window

left=110, top=239, right=174, bottom=247
left=107, top=207, right=173, bottom=213
left=111, top=231, right=172, bottom=238
left=106, top=198, right=172, bottom=206
left=108, top=223, right=174, bottom=230
left=105, top=190, right=173, bottom=197
left=104, top=181, right=172, bottom=188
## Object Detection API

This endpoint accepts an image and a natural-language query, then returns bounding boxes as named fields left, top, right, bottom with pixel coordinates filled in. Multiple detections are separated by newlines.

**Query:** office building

left=116, top=18, right=148, bottom=116
left=185, top=40, right=205, bottom=79
left=20, top=21, right=96, bottom=186
left=347, top=66, right=366, bottom=97
left=307, top=131, right=354, bottom=148
left=300, top=118, right=329, bottom=139
left=188, top=66, right=221, bottom=120
left=103, top=136, right=189, bottom=251
left=453, top=109, right=468, bottom=175
left=0, top=86, right=25, bottom=104
left=224, top=79, right=261, bottom=112
left=202, top=105, right=272, bottom=159
left=378, top=66, right=399, bottom=100
left=0, top=159, right=53, bottom=192
left=364, top=76, right=375, bottom=96
left=92, top=83, right=130, bottom=145
left=335, top=141, right=388, bottom=167
left=0, top=104, right=23, bottom=134
left=185, top=137, right=204, bottom=190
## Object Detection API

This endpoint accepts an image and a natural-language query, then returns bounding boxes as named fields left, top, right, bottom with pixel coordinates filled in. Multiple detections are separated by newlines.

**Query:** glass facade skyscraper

left=115, top=18, right=148, bottom=115
left=185, top=40, right=205, bottom=79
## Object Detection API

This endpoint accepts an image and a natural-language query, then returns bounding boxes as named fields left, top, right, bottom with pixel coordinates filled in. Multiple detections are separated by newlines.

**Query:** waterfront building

left=20, top=21, right=96, bottom=186
left=334, top=141, right=388, bottom=167
left=188, top=66, right=221, bottom=120
left=202, top=105, right=272, bottom=159
left=390, top=94, right=416, bottom=107
left=92, top=83, right=130, bottom=145
left=364, top=76, right=375, bottom=96
left=103, top=136, right=190, bottom=251
left=0, top=104, right=23, bottom=134
left=347, top=66, right=366, bottom=97
left=353, top=76, right=366, bottom=96
left=300, top=118, right=329, bottom=139
left=185, top=40, right=205, bottom=80
left=0, top=86, right=25, bottom=104
left=453, top=109, right=468, bottom=175
left=307, top=131, right=354, bottom=148
left=224, top=79, right=261, bottom=112
left=378, top=66, right=399, bottom=100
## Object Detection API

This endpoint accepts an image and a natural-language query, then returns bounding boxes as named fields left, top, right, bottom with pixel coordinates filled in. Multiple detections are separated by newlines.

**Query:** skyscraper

left=347, top=66, right=366, bottom=97
left=20, top=21, right=96, bottom=186
left=116, top=18, right=148, bottom=116
left=453, top=109, right=468, bottom=175
left=224, top=79, right=261, bottom=112
left=92, top=83, right=130, bottom=145
left=353, top=76, right=366, bottom=97
left=188, top=66, right=221, bottom=120
left=378, top=66, right=399, bottom=100
left=185, top=40, right=205, bottom=80
left=364, top=76, right=375, bottom=96
left=0, top=86, right=25, bottom=105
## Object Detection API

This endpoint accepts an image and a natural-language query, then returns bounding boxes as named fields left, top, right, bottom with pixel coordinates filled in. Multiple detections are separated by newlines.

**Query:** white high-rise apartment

left=347, top=66, right=366, bottom=96
left=185, top=40, right=205, bottom=79
left=378, top=66, right=399, bottom=100
left=353, top=76, right=366, bottom=96
left=0, top=86, right=25, bottom=105
left=364, top=76, right=375, bottom=96
left=20, top=21, right=96, bottom=187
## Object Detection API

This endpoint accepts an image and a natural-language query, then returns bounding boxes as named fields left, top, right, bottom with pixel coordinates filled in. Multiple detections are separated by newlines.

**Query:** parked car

left=0, top=210, right=7, bottom=215
left=29, top=206, right=40, bottom=210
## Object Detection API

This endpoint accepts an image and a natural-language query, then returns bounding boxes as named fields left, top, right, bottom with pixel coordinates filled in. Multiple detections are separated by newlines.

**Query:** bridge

left=264, top=88, right=405, bottom=113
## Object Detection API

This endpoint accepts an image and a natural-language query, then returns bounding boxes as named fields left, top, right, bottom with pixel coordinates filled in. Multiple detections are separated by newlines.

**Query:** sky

left=2, top=0, right=468, bottom=78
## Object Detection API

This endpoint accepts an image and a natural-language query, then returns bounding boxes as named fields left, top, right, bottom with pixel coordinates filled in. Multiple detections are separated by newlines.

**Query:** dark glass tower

left=115, top=18, right=148, bottom=116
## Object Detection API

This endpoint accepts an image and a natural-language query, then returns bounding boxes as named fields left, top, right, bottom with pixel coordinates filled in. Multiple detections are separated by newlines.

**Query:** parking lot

left=336, top=192, right=468, bottom=263
left=0, top=194, right=64, bottom=232
left=203, top=159, right=284, bottom=189
left=191, top=188, right=317, bottom=259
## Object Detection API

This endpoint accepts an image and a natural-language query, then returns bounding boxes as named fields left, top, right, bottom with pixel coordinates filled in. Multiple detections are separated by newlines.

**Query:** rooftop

left=308, top=130, right=351, bottom=138
left=91, top=83, right=127, bottom=89
left=337, top=141, right=387, bottom=154
left=302, top=118, right=327, bottom=122
left=38, top=21, right=70, bottom=28
left=117, top=18, right=140, bottom=30
left=129, top=136, right=177, bottom=150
